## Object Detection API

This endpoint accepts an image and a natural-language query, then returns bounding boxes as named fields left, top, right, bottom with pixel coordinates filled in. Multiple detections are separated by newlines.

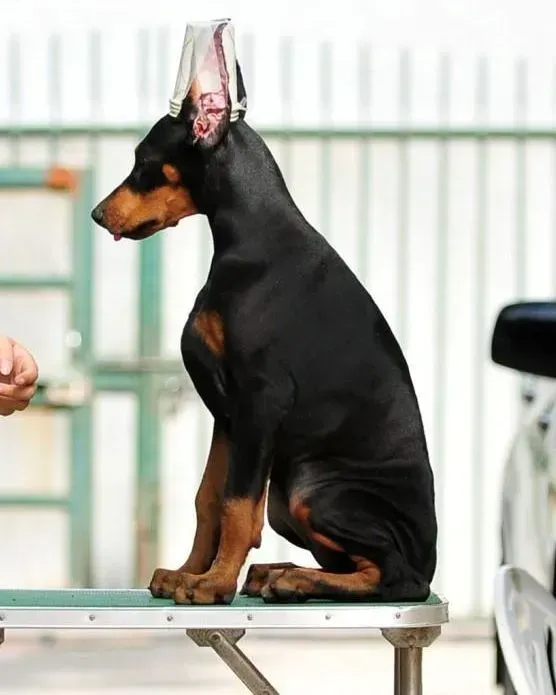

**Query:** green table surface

left=0, top=589, right=443, bottom=609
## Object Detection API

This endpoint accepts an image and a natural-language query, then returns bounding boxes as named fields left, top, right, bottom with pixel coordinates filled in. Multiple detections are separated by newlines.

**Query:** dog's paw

left=149, top=568, right=183, bottom=599
left=240, top=562, right=298, bottom=597
left=173, top=572, right=237, bottom=605
left=260, top=568, right=312, bottom=604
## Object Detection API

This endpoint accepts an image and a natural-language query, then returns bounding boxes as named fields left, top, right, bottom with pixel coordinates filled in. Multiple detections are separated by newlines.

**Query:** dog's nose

left=91, top=205, right=104, bottom=224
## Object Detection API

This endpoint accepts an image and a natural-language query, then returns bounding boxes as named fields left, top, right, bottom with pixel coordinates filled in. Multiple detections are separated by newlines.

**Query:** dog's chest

left=180, top=309, right=229, bottom=420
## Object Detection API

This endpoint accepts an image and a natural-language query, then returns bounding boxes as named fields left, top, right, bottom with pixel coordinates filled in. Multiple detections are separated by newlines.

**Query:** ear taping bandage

left=169, top=18, right=247, bottom=123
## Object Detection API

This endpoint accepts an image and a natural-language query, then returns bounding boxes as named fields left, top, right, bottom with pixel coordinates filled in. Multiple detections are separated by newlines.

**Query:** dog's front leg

left=172, top=380, right=288, bottom=605
left=149, top=421, right=228, bottom=598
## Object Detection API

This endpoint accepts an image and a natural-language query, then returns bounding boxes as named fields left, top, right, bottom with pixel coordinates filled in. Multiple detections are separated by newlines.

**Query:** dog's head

left=91, top=19, right=246, bottom=241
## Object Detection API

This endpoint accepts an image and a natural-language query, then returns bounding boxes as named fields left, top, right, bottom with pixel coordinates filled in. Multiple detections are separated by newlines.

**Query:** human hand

left=0, top=336, right=39, bottom=416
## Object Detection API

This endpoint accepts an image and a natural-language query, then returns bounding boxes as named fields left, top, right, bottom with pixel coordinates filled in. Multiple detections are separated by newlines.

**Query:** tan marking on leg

left=251, top=483, right=268, bottom=549
left=289, top=494, right=345, bottom=553
left=173, top=497, right=261, bottom=605
left=149, top=424, right=228, bottom=598
left=240, top=562, right=299, bottom=597
left=262, top=557, right=381, bottom=602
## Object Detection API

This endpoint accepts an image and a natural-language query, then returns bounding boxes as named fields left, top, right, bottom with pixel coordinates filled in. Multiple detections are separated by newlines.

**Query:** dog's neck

left=198, top=121, right=306, bottom=256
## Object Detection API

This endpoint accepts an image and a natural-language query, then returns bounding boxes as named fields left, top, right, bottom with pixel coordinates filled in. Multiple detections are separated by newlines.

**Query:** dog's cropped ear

left=187, top=79, right=230, bottom=149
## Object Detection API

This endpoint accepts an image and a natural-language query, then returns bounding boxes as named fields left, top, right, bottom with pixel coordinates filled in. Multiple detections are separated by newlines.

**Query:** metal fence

left=1, top=27, right=556, bottom=617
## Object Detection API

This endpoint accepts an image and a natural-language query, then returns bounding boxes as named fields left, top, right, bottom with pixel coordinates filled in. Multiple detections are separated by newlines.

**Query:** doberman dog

left=91, top=24, right=437, bottom=605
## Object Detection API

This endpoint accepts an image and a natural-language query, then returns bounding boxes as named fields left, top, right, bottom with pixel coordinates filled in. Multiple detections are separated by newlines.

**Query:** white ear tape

left=169, top=18, right=247, bottom=121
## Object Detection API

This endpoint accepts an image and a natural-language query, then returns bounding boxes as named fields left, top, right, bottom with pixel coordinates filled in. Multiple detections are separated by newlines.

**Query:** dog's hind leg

left=240, top=481, right=354, bottom=597
left=240, top=481, right=309, bottom=597
left=261, top=485, right=381, bottom=601
left=240, top=562, right=300, bottom=597
left=260, top=556, right=381, bottom=602
left=258, top=472, right=431, bottom=603
left=256, top=484, right=381, bottom=602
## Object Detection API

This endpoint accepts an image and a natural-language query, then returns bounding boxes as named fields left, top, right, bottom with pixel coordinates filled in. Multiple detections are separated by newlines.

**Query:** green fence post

left=134, top=28, right=163, bottom=587
left=69, top=170, right=95, bottom=587
left=136, top=232, right=163, bottom=587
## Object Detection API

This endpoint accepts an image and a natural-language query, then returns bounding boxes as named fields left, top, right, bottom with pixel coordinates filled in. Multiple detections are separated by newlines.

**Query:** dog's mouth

left=112, top=218, right=179, bottom=241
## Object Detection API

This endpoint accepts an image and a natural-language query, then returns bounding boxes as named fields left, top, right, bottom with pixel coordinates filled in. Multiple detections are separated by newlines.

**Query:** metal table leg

left=187, top=628, right=279, bottom=695
left=382, top=626, right=441, bottom=695
left=394, top=645, right=402, bottom=693
left=393, top=645, right=423, bottom=695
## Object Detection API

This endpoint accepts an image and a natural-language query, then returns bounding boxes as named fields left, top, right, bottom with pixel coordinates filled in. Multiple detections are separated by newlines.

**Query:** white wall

left=4, top=0, right=556, bottom=57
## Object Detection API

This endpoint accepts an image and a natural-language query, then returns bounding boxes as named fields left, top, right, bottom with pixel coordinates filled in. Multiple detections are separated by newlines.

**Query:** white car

left=491, top=300, right=556, bottom=694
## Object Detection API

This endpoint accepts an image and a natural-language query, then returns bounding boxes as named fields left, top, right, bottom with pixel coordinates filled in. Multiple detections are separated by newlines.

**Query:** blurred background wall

left=1, top=0, right=555, bottom=620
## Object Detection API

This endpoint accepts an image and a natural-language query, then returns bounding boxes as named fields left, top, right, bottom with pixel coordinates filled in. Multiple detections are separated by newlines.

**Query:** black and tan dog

left=91, top=21, right=437, bottom=605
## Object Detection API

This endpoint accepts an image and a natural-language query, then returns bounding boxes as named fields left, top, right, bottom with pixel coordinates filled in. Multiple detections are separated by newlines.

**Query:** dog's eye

left=128, top=160, right=166, bottom=192
left=130, top=165, right=149, bottom=189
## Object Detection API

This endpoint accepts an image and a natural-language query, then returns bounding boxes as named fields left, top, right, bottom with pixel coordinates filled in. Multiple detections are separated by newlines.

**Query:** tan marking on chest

left=193, top=311, right=225, bottom=357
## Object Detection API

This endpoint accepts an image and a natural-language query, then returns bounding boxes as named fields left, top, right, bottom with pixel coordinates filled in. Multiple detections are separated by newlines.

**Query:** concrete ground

left=1, top=622, right=499, bottom=694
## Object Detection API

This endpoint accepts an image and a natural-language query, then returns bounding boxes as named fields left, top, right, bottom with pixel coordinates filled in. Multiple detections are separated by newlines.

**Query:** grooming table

left=0, top=589, right=448, bottom=695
